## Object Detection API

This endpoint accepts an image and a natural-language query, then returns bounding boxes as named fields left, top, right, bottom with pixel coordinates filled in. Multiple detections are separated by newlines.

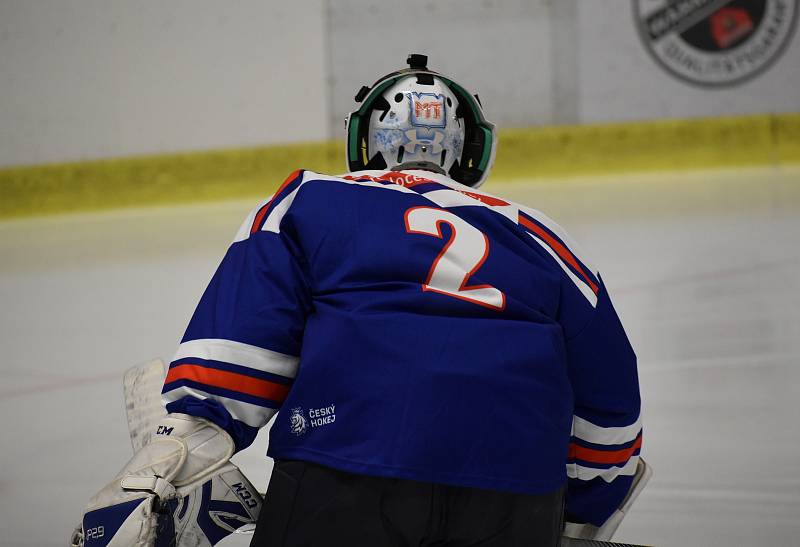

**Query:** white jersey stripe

left=572, top=414, right=642, bottom=446
left=173, top=338, right=299, bottom=379
left=233, top=196, right=271, bottom=243
left=528, top=233, right=598, bottom=307
left=162, top=385, right=277, bottom=428
left=263, top=186, right=302, bottom=233
left=419, top=189, right=519, bottom=222
left=518, top=204, right=598, bottom=275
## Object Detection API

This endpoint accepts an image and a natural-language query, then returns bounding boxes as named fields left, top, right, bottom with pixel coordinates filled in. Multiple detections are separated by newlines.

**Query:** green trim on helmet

left=477, top=126, right=493, bottom=171
left=440, top=76, right=495, bottom=176
left=356, top=79, right=399, bottom=116
left=346, top=78, right=400, bottom=169
left=440, top=78, right=484, bottom=121
left=348, top=115, right=360, bottom=166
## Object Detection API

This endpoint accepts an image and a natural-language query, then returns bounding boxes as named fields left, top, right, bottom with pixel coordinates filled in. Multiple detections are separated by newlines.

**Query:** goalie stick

left=123, top=360, right=651, bottom=546
left=563, top=458, right=653, bottom=543
left=561, top=540, right=652, bottom=547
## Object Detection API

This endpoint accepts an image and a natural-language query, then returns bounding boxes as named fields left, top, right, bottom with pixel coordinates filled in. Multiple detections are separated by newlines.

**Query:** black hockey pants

left=250, top=460, right=565, bottom=547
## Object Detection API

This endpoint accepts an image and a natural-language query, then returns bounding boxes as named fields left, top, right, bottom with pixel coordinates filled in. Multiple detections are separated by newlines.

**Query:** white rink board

left=0, top=1, right=328, bottom=167
left=3, top=0, right=798, bottom=167
left=1, top=167, right=799, bottom=546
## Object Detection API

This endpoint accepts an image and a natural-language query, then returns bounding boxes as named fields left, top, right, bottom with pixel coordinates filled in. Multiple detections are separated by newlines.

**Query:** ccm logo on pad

left=232, top=482, right=259, bottom=509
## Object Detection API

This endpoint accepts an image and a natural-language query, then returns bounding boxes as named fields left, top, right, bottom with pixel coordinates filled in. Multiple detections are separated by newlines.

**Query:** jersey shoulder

left=233, top=169, right=600, bottom=305
left=234, top=168, right=453, bottom=242
left=232, top=169, right=332, bottom=242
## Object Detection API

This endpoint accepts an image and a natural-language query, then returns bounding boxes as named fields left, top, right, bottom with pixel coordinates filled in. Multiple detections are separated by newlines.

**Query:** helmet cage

left=346, top=65, right=496, bottom=188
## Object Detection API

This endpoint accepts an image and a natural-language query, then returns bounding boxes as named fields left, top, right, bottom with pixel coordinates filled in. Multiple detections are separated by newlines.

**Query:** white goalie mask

left=346, top=54, right=496, bottom=188
left=366, top=76, right=465, bottom=178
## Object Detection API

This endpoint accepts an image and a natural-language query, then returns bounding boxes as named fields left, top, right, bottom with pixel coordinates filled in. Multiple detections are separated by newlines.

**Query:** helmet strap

left=392, top=161, right=447, bottom=175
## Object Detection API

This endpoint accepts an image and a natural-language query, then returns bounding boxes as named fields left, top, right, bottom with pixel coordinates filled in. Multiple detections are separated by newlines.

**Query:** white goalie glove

left=70, top=413, right=262, bottom=547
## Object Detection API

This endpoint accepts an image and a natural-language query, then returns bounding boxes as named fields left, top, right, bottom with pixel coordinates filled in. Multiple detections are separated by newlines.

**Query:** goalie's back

left=163, top=168, right=637, bottom=507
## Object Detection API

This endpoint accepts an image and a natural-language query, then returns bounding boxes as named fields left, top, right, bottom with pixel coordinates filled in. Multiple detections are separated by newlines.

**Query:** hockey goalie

left=71, top=54, right=650, bottom=546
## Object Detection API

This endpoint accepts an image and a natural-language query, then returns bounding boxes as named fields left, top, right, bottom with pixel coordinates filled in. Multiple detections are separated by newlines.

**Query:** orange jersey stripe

left=569, top=434, right=643, bottom=465
left=250, top=169, right=303, bottom=235
left=165, top=363, right=291, bottom=403
left=458, top=190, right=509, bottom=207
left=519, top=215, right=599, bottom=295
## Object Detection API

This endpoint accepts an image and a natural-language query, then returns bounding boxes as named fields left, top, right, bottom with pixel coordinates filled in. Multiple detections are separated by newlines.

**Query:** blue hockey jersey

left=162, top=169, right=642, bottom=526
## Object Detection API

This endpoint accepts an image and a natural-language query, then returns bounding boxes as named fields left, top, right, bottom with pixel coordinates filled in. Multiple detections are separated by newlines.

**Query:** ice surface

left=1, top=166, right=798, bottom=546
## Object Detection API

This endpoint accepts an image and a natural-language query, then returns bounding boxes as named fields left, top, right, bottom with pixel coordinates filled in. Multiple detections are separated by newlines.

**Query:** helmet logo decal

left=404, top=129, right=444, bottom=154
left=410, top=92, right=446, bottom=128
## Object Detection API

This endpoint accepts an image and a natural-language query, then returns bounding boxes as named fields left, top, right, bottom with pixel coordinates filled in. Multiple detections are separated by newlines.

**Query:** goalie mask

left=346, top=54, right=497, bottom=188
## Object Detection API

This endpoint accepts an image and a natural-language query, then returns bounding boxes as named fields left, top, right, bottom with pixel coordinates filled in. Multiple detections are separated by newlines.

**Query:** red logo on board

left=710, top=8, right=754, bottom=49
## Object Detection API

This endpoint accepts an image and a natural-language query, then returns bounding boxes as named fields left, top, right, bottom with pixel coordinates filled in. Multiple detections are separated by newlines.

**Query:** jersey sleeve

left=161, top=171, right=313, bottom=452
left=560, top=274, right=642, bottom=527
left=516, top=206, right=642, bottom=525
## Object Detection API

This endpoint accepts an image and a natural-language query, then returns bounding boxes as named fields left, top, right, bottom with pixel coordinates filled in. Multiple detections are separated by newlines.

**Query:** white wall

left=326, top=0, right=556, bottom=135
left=1, top=0, right=797, bottom=167
left=0, top=1, right=328, bottom=167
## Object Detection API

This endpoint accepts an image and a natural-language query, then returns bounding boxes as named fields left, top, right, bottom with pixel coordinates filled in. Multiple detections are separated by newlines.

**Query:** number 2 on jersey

left=404, top=206, right=506, bottom=311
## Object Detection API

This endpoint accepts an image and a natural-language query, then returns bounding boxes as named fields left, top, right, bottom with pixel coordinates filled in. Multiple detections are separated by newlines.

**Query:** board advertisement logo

left=633, top=0, right=798, bottom=87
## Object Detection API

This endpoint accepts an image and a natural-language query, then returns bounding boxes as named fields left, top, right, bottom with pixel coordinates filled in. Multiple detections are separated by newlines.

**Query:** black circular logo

left=634, top=0, right=798, bottom=87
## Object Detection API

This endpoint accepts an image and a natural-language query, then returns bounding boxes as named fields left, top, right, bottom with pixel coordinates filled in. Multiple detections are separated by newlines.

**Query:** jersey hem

left=267, top=446, right=566, bottom=496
